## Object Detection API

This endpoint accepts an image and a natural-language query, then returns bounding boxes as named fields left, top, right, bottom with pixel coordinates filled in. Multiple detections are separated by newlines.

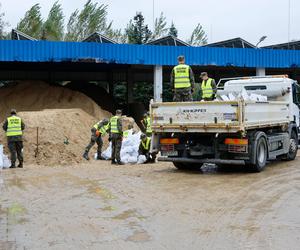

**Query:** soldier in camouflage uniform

left=83, top=118, right=109, bottom=160
left=109, top=110, right=124, bottom=165
left=2, top=109, right=25, bottom=168
left=171, top=55, right=195, bottom=102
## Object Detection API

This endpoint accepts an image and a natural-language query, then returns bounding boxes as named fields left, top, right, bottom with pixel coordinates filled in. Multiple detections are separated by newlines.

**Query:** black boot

left=10, top=164, right=16, bottom=169
left=83, top=152, right=89, bottom=160
left=117, top=161, right=125, bottom=165
left=17, top=162, right=23, bottom=168
left=96, top=152, right=103, bottom=160
left=111, top=159, right=116, bottom=165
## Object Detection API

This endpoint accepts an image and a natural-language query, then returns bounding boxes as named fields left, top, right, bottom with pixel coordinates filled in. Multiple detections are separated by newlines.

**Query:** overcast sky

left=1, top=0, right=299, bottom=45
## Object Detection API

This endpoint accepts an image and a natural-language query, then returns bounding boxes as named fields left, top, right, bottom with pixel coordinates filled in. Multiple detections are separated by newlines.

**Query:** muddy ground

left=0, top=158, right=300, bottom=250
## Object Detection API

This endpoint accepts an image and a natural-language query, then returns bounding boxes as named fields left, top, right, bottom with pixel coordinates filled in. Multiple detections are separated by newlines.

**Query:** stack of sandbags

left=101, top=132, right=142, bottom=164
left=218, top=88, right=267, bottom=102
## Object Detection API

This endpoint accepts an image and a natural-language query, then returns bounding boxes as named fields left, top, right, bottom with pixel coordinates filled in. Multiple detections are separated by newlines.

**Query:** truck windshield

left=292, top=82, right=300, bottom=105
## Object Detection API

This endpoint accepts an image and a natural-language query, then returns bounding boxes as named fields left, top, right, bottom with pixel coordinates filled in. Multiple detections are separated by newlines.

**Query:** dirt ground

left=0, top=157, right=300, bottom=250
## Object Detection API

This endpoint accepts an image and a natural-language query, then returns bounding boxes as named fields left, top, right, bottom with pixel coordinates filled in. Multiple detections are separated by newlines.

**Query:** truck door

left=292, top=82, right=300, bottom=128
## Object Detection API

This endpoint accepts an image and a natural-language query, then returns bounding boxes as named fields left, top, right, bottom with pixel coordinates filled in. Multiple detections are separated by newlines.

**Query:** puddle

left=126, top=230, right=151, bottom=242
left=7, top=176, right=26, bottom=190
left=101, top=206, right=116, bottom=211
left=88, top=186, right=115, bottom=199
left=113, top=209, right=146, bottom=221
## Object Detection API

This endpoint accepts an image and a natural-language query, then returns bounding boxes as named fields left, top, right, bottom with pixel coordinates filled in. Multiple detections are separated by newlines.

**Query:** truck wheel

left=283, top=131, right=298, bottom=161
left=248, top=135, right=268, bottom=172
left=173, top=162, right=201, bottom=171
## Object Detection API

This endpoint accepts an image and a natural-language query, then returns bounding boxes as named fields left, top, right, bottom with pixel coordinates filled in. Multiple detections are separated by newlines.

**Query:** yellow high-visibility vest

left=201, top=78, right=213, bottom=98
left=174, top=64, right=191, bottom=89
left=146, top=117, right=152, bottom=134
left=6, top=116, right=22, bottom=137
left=93, top=122, right=108, bottom=136
left=110, top=116, right=121, bottom=134
left=141, top=137, right=151, bottom=151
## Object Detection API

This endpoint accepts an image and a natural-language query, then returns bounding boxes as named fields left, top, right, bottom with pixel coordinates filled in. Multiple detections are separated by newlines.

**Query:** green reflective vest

left=146, top=117, right=152, bottom=134
left=6, top=116, right=22, bottom=137
left=201, top=78, right=213, bottom=98
left=93, top=122, right=108, bottom=136
left=174, top=64, right=191, bottom=89
left=110, top=116, right=121, bottom=134
left=141, top=137, right=151, bottom=151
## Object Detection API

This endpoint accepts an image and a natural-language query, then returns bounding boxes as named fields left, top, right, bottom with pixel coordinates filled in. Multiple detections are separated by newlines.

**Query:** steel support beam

left=154, top=65, right=163, bottom=102
left=256, top=67, right=266, bottom=76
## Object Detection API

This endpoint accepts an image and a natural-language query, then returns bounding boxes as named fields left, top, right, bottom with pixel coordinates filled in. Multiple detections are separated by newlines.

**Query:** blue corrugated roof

left=0, top=40, right=300, bottom=68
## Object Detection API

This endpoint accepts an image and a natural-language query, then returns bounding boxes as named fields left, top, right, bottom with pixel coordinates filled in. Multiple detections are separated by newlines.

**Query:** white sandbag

left=100, top=131, right=143, bottom=164
left=137, top=155, right=147, bottom=164
left=240, top=88, right=250, bottom=101
left=221, top=95, right=230, bottom=101
left=228, top=93, right=236, bottom=101
left=128, top=156, right=138, bottom=163
left=0, top=145, right=3, bottom=169
left=0, top=145, right=11, bottom=169
left=3, top=155, right=11, bottom=169
left=101, top=142, right=112, bottom=160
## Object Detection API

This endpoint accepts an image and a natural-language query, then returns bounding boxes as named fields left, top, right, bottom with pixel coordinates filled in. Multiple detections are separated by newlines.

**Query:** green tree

left=106, top=28, right=127, bottom=43
left=152, top=12, right=167, bottom=39
left=133, top=82, right=153, bottom=107
left=65, top=0, right=111, bottom=41
left=187, top=23, right=208, bottom=46
left=42, top=1, right=64, bottom=40
left=168, top=22, right=178, bottom=37
left=17, top=4, right=43, bottom=39
left=125, top=12, right=152, bottom=44
left=0, top=3, right=9, bottom=39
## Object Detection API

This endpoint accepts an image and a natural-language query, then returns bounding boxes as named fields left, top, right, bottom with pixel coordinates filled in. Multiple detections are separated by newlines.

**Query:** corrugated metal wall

left=0, top=40, right=300, bottom=68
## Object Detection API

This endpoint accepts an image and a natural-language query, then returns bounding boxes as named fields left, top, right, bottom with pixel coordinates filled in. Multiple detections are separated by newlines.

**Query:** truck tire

left=283, top=130, right=298, bottom=161
left=248, top=134, right=268, bottom=172
left=173, top=162, right=201, bottom=171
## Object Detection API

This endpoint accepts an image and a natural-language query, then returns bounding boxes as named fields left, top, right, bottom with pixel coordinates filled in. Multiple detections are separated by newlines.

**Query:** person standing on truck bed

left=171, top=55, right=195, bottom=102
left=200, top=72, right=217, bottom=101
left=2, top=109, right=25, bottom=168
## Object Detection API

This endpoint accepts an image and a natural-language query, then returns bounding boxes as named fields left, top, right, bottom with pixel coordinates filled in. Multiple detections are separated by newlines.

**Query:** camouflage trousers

left=8, top=141, right=23, bottom=166
left=85, top=128, right=103, bottom=157
left=111, top=134, right=122, bottom=163
left=173, top=88, right=193, bottom=102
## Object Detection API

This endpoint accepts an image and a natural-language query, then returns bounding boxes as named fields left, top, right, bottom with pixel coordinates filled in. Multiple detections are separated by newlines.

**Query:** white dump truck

left=151, top=75, right=300, bottom=172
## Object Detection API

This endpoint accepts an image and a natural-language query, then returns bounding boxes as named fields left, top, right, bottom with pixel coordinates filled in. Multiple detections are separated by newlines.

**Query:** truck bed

left=151, top=100, right=290, bottom=133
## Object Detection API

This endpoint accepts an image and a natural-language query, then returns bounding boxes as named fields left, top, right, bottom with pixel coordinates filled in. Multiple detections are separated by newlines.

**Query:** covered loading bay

left=1, top=37, right=300, bottom=123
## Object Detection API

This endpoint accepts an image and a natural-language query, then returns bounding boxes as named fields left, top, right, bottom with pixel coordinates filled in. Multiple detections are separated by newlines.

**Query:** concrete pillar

left=256, top=67, right=266, bottom=76
left=127, top=68, right=134, bottom=103
left=154, top=65, right=163, bottom=102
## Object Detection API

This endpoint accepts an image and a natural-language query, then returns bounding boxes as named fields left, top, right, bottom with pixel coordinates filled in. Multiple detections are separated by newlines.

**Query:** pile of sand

left=0, top=81, right=110, bottom=121
left=0, top=109, right=138, bottom=166
left=0, top=81, right=139, bottom=166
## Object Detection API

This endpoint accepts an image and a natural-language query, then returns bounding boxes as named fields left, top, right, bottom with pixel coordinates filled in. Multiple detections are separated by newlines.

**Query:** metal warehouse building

left=1, top=33, right=300, bottom=114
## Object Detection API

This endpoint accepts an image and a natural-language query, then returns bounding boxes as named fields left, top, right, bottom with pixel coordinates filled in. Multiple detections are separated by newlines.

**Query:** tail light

left=160, top=138, right=180, bottom=144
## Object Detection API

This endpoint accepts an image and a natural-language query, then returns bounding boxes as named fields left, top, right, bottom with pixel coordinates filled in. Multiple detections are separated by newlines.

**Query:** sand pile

left=11, top=109, right=101, bottom=166
left=0, top=81, right=111, bottom=121
left=0, top=109, right=139, bottom=166
left=0, top=81, right=139, bottom=166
